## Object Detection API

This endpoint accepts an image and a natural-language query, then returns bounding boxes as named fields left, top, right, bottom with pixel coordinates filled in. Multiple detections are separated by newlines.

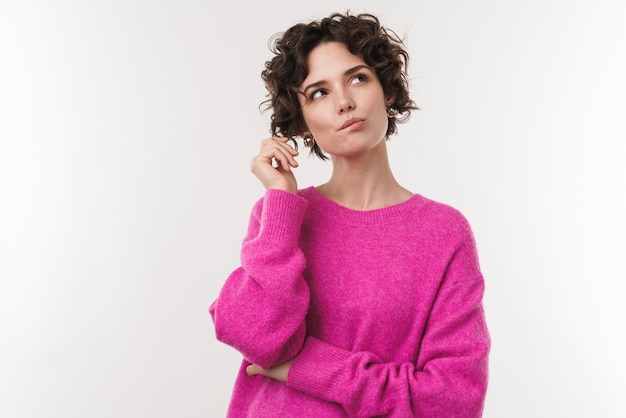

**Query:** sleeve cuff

left=259, top=189, right=308, bottom=243
left=286, top=336, right=352, bottom=403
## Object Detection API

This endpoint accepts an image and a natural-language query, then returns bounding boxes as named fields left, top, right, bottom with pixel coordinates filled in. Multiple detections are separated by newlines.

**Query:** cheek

left=301, top=109, right=326, bottom=132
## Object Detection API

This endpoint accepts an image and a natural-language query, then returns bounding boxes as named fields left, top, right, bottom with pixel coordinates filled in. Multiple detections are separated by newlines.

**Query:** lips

left=340, top=118, right=365, bottom=130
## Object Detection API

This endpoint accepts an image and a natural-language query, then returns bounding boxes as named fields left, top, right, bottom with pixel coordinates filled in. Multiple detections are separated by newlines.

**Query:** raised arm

left=210, top=136, right=308, bottom=368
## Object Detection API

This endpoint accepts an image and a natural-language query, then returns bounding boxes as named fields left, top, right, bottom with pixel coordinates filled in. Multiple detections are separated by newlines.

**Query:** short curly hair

left=261, top=12, right=418, bottom=160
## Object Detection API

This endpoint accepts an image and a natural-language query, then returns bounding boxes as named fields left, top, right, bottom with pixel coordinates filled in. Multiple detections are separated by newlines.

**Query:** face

left=298, top=42, right=392, bottom=159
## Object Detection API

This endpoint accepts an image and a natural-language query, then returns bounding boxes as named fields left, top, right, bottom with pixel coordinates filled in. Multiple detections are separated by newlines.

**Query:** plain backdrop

left=1, top=0, right=625, bottom=417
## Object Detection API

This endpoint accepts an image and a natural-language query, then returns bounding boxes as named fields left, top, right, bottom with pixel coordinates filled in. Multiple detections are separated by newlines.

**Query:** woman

left=210, top=12, right=490, bottom=417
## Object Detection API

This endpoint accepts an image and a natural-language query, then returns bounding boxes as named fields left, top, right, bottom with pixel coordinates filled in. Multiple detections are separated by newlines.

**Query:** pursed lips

left=339, top=118, right=365, bottom=130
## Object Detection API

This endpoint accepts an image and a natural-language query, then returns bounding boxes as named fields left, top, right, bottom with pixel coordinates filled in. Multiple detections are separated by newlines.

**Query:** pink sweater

left=210, top=187, right=490, bottom=417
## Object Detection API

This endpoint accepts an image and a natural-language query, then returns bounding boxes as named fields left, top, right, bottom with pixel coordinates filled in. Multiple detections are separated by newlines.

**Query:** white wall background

left=1, top=0, right=625, bottom=416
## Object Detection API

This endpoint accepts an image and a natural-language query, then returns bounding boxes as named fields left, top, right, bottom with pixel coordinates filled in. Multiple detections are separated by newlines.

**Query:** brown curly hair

left=261, top=12, right=418, bottom=160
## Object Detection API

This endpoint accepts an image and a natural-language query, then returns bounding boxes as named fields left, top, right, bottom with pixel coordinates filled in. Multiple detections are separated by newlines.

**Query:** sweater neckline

left=300, top=186, right=427, bottom=225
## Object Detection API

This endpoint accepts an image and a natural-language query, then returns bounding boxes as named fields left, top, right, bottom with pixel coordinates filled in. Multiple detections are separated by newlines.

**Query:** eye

left=310, top=89, right=327, bottom=100
left=351, top=74, right=368, bottom=84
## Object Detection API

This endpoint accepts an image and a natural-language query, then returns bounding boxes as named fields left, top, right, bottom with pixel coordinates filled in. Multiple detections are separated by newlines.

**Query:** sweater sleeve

left=286, top=225, right=490, bottom=417
left=209, top=189, right=310, bottom=369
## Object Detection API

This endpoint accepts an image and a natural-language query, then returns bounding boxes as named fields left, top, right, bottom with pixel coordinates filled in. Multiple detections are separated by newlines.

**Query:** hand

left=246, top=359, right=294, bottom=383
left=250, top=136, right=299, bottom=194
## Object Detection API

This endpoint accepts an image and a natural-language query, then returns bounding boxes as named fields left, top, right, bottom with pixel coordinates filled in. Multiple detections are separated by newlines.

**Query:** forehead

left=301, top=42, right=368, bottom=84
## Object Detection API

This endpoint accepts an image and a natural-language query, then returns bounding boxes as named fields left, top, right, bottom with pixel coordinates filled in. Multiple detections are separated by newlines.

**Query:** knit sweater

left=210, top=187, right=490, bottom=417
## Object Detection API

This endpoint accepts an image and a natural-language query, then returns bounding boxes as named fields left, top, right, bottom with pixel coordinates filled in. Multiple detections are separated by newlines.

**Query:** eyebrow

left=300, top=64, right=372, bottom=96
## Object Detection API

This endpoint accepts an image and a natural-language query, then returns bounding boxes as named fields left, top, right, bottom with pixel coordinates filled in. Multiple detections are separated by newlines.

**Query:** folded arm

left=283, top=228, right=490, bottom=417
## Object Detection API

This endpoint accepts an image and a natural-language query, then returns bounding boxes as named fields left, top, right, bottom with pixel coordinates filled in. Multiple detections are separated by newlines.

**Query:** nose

left=336, top=89, right=355, bottom=113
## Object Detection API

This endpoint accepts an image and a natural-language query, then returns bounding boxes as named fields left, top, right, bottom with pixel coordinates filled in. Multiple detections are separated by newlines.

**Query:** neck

left=317, top=141, right=412, bottom=211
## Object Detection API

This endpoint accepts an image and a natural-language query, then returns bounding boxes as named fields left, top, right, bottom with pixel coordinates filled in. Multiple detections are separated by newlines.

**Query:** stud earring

left=303, top=133, right=315, bottom=148
left=386, top=106, right=399, bottom=118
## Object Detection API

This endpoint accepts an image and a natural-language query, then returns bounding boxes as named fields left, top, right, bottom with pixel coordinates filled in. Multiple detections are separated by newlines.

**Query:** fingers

left=246, top=364, right=263, bottom=376
left=246, top=360, right=292, bottom=383
left=257, top=136, right=299, bottom=172
left=250, top=136, right=299, bottom=193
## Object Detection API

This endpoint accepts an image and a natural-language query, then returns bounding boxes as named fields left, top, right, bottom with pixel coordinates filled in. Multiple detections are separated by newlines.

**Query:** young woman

left=210, top=12, right=490, bottom=417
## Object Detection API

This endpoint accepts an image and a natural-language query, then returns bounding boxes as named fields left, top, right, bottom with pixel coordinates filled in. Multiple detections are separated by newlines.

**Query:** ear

left=385, top=94, right=396, bottom=106
left=296, top=121, right=310, bottom=138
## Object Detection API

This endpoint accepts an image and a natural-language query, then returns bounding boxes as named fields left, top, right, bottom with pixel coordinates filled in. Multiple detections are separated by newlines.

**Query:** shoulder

left=296, top=186, right=318, bottom=202
left=420, top=196, right=471, bottom=229
left=409, top=195, right=476, bottom=247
